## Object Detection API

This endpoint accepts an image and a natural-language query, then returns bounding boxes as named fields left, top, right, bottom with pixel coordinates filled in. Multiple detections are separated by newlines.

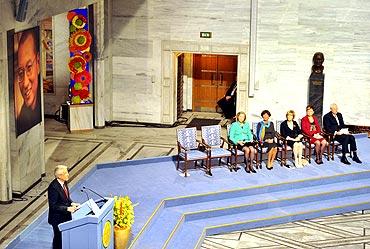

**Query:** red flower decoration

left=68, top=55, right=86, bottom=74
left=72, top=14, right=87, bottom=29
left=79, top=89, right=90, bottom=99
left=67, top=11, right=77, bottom=21
left=71, top=87, right=90, bottom=100
left=82, top=51, right=92, bottom=62
left=74, top=71, right=92, bottom=85
left=69, top=30, right=92, bottom=53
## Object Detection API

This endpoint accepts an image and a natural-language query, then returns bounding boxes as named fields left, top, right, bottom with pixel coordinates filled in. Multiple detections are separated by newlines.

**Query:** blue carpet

left=6, top=134, right=370, bottom=249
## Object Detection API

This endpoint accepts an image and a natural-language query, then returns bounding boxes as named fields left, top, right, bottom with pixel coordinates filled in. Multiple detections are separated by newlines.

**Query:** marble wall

left=0, top=32, right=12, bottom=202
left=250, top=0, right=370, bottom=125
left=0, top=0, right=99, bottom=198
left=43, top=13, right=70, bottom=115
left=110, top=0, right=370, bottom=126
left=110, top=0, right=250, bottom=123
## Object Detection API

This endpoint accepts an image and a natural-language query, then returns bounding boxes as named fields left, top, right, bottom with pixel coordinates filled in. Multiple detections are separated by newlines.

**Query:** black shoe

left=206, top=170, right=213, bottom=177
left=244, top=167, right=251, bottom=173
left=341, top=156, right=351, bottom=165
left=267, top=166, right=273, bottom=170
left=352, top=156, right=362, bottom=164
left=233, top=166, right=240, bottom=172
left=250, top=168, right=257, bottom=173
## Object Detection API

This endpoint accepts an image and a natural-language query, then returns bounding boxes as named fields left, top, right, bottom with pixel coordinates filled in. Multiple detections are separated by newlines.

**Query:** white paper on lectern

left=87, top=198, right=101, bottom=215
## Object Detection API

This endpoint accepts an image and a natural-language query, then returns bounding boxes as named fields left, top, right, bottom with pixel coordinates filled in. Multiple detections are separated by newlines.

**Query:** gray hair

left=54, top=165, right=68, bottom=178
left=330, top=103, right=338, bottom=109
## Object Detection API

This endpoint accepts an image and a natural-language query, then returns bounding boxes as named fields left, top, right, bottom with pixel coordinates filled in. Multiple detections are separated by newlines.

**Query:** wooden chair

left=252, top=121, right=284, bottom=167
left=276, top=120, right=308, bottom=166
left=201, top=125, right=232, bottom=176
left=300, top=119, right=331, bottom=163
left=322, top=130, right=351, bottom=160
left=226, top=123, right=259, bottom=170
left=176, top=127, right=208, bottom=177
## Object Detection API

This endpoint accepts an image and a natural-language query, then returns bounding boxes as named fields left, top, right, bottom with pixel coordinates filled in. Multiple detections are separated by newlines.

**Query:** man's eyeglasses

left=16, top=56, right=37, bottom=84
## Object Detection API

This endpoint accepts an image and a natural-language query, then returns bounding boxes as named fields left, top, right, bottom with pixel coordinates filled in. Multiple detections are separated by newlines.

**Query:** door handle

left=211, top=73, right=216, bottom=85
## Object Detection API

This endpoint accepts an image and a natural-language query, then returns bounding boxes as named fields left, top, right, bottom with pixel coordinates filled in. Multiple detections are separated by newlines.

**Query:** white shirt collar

left=57, top=178, right=65, bottom=188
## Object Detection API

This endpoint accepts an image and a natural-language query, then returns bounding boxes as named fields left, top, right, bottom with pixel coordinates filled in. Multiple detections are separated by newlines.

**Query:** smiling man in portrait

left=14, top=27, right=42, bottom=136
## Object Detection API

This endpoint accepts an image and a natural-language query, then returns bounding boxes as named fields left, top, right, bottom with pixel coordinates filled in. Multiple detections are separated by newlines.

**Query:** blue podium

left=59, top=198, right=114, bottom=249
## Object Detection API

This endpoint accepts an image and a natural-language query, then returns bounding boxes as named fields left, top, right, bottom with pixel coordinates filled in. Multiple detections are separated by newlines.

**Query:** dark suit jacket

left=323, top=112, right=346, bottom=134
left=280, top=120, right=301, bottom=139
left=225, top=81, right=237, bottom=98
left=48, top=178, right=73, bottom=226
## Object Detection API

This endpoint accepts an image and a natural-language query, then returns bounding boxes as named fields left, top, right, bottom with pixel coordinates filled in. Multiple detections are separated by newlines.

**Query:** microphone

left=80, top=189, right=95, bottom=215
left=82, top=186, right=108, bottom=203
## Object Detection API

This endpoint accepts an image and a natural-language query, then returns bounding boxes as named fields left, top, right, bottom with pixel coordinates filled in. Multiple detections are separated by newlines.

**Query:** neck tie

left=63, top=184, right=69, bottom=198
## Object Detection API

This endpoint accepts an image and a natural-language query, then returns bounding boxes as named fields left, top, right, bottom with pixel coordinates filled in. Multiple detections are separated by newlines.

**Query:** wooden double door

left=192, top=54, right=237, bottom=112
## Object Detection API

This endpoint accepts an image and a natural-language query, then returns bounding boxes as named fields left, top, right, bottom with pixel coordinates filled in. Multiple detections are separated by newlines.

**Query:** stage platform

left=6, top=134, right=370, bottom=249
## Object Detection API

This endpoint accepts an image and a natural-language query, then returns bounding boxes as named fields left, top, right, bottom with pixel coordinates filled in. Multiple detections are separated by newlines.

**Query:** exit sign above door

left=200, top=32, right=212, bottom=38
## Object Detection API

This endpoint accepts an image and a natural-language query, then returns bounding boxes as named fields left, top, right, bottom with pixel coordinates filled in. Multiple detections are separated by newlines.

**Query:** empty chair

left=176, top=127, right=208, bottom=177
left=201, top=125, right=232, bottom=176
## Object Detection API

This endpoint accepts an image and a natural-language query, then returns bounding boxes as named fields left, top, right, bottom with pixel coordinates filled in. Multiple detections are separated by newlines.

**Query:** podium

left=59, top=198, right=114, bottom=249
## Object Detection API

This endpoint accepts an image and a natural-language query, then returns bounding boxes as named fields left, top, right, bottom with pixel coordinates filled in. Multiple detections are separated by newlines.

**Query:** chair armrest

left=199, top=139, right=211, bottom=149
left=321, top=130, right=333, bottom=141
left=221, top=137, right=231, bottom=146
left=177, top=141, right=189, bottom=152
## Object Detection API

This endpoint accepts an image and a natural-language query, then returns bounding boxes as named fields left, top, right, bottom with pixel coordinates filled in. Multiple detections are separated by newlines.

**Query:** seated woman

left=229, top=111, right=257, bottom=173
left=280, top=110, right=304, bottom=168
left=256, top=110, right=278, bottom=170
left=301, top=105, right=328, bottom=164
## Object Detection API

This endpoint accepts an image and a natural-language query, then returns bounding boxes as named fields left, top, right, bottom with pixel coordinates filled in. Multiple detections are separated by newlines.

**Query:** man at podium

left=48, top=165, right=80, bottom=249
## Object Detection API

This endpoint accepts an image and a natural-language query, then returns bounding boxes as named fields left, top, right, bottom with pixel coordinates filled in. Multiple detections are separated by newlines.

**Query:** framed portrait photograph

left=13, top=27, right=42, bottom=137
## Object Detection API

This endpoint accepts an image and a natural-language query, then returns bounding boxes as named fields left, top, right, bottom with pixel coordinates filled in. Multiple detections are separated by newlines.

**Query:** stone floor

left=0, top=112, right=369, bottom=248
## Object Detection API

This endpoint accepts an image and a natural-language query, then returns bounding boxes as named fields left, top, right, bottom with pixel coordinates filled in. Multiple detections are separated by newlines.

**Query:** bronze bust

left=311, top=52, right=324, bottom=74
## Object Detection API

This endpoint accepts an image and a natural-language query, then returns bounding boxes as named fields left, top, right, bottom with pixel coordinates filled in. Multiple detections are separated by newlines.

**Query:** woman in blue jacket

left=229, top=111, right=257, bottom=173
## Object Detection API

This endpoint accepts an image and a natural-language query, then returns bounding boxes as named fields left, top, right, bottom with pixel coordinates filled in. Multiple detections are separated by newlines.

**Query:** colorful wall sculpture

left=67, top=8, right=92, bottom=104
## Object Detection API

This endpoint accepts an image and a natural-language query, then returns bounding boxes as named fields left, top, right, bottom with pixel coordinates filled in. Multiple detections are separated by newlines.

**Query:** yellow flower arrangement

left=113, top=196, right=135, bottom=230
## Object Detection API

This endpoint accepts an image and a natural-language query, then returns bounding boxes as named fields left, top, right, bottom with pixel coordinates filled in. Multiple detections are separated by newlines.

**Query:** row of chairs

left=177, top=120, right=338, bottom=177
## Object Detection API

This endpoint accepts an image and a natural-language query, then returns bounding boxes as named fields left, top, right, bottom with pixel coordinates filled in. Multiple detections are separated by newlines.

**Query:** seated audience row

left=228, top=103, right=362, bottom=173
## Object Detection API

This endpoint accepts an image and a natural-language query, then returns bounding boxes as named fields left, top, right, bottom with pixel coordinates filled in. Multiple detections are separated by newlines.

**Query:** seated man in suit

left=323, top=103, right=362, bottom=165
left=48, top=165, right=80, bottom=249
left=217, top=81, right=237, bottom=119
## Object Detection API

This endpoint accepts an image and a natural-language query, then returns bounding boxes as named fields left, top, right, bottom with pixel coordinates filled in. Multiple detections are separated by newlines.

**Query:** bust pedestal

left=308, top=73, right=325, bottom=125
left=67, top=103, right=94, bottom=132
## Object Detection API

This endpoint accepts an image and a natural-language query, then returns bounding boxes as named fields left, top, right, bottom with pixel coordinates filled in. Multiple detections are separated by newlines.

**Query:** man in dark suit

left=48, top=165, right=80, bottom=249
left=323, top=103, right=362, bottom=165
left=217, top=81, right=237, bottom=119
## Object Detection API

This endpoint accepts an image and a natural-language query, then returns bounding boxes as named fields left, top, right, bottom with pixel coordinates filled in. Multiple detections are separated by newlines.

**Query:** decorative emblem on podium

left=102, top=220, right=112, bottom=248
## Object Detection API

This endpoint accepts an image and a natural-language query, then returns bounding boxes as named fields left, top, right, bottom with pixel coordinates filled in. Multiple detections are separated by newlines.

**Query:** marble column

left=104, top=0, right=113, bottom=122
left=93, top=0, right=106, bottom=127
left=248, top=0, right=258, bottom=97
left=0, top=31, right=12, bottom=203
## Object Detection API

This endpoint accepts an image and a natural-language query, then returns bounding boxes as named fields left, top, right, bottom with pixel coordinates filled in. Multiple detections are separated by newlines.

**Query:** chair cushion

left=210, top=148, right=232, bottom=157
left=235, top=149, right=244, bottom=156
left=179, top=150, right=208, bottom=160
left=258, top=147, right=268, bottom=153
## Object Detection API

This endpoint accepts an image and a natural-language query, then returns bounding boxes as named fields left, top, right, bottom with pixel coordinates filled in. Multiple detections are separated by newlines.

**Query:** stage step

left=129, top=171, right=370, bottom=249
left=168, top=193, right=370, bottom=249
